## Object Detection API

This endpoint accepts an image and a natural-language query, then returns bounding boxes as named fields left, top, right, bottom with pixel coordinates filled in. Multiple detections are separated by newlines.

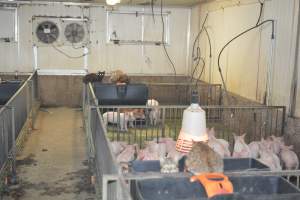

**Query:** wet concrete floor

left=3, top=107, right=95, bottom=200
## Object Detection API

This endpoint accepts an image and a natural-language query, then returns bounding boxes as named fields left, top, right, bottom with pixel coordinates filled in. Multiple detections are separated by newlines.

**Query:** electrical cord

left=192, top=13, right=209, bottom=61
left=160, top=0, right=176, bottom=77
left=160, top=0, right=179, bottom=102
left=190, top=47, right=201, bottom=80
left=191, top=26, right=212, bottom=86
left=256, top=0, right=264, bottom=26
left=193, top=27, right=212, bottom=88
left=190, top=13, right=209, bottom=85
left=204, top=27, right=212, bottom=58
left=195, top=57, right=206, bottom=86
left=204, top=27, right=213, bottom=100
left=72, top=42, right=85, bottom=49
left=52, top=44, right=90, bottom=59
left=217, top=19, right=275, bottom=104
left=151, top=0, right=155, bottom=23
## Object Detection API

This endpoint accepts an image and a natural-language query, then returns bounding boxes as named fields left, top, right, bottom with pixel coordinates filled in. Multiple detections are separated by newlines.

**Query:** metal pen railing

left=98, top=105, right=286, bottom=149
left=83, top=83, right=132, bottom=200
left=98, top=105, right=300, bottom=193
left=84, top=82, right=300, bottom=199
left=132, top=82, right=222, bottom=105
left=0, top=70, right=39, bottom=192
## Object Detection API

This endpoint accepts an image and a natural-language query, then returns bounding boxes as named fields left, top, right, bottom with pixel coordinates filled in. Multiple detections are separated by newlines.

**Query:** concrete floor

left=3, top=107, right=95, bottom=200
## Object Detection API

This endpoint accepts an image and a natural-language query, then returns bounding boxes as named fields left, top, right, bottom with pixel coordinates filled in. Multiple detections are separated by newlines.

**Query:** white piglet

left=147, top=99, right=159, bottom=107
left=146, top=99, right=161, bottom=126
left=116, top=144, right=137, bottom=163
left=102, top=111, right=135, bottom=132
left=249, top=141, right=260, bottom=159
left=280, top=145, right=299, bottom=170
left=232, top=133, right=251, bottom=158
left=110, top=141, right=127, bottom=156
left=137, top=141, right=166, bottom=161
left=208, top=139, right=231, bottom=158
left=258, top=143, right=282, bottom=171
left=270, top=135, right=284, bottom=155
left=207, top=128, right=231, bottom=158
left=208, top=128, right=230, bottom=148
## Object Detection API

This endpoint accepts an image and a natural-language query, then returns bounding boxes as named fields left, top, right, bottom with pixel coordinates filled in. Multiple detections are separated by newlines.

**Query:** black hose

left=190, top=13, right=209, bottom=84
left=190, top=47, right=201, bottom=80
left=160, top=0, right=176, bottom=76
left=192, top=27, right=212, bottom=86
left=256, top=1, right=264, bottom=26
left=192, top=13, right=209, bottom=60
left=217, top=19, right=275, bottom=104
left=195, top=58, right=206, bottom=87
left=151, top=0, right=155, bottom=23
left=204, top=27, right=212, bottom=58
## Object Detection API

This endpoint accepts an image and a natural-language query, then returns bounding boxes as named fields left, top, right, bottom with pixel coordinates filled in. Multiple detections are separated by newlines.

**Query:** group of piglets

left=234, top=134, right=298, bottom=171
left=207, top=128, right=299, bottom=171
left=102, top=99, right=161, bottom=132
left=110, top=128, right=299, bottom=173
left=110, top=138, right=184, bottom=173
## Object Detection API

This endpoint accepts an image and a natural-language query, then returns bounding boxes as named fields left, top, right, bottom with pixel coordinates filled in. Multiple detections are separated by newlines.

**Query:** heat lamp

left=176, top=91, right=208, bottom=153
left=106, top=0, right=120, bottom=5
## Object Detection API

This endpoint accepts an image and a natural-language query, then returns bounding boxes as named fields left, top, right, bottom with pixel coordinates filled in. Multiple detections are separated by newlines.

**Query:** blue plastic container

left=132, top=176, right=300, bottom=200
left=0, top=81, right=23, bottom=105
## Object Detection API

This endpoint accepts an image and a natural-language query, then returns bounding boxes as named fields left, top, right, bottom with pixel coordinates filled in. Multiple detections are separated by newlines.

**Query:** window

left=107, top=10, right=170, bottom=45
left=0, top=8, right=17, bottom=42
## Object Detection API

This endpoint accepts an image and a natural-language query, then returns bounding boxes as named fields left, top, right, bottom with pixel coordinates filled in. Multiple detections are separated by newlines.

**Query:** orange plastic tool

left=190, top=173, right=234, bottom=198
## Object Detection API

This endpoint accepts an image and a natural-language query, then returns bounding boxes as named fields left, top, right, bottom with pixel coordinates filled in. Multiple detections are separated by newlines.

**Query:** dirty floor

left=3, top=107, right=95, bottom=200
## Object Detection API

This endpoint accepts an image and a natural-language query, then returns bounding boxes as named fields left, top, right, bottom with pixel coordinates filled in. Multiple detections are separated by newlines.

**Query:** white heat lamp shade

left=181, top=103, right=207, bottom=141
left=106, top=0, right=120, bottom=5
left=176, top=103, right=208, bottom=153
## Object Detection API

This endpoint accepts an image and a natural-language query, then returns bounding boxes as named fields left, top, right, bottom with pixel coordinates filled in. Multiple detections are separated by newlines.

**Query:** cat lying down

left=185, top=141, right=224, bottom=174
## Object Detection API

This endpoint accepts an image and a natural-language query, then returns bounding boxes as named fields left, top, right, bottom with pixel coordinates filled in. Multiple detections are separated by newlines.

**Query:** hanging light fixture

left=106, top=0, right=120, bottom=5
left=176, top=91, right=208, bottom=153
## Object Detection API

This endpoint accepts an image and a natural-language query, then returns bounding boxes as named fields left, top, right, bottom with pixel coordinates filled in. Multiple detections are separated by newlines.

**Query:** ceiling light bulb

left=106, top=0, right=120, bottom=5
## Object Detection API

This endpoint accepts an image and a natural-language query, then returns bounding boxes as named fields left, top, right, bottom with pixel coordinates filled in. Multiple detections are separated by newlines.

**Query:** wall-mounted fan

left=35, top=21, right=59, bottom=44
left=64, top=23, right=85, bottom=44
left=32, top=17, right=89, bottom=47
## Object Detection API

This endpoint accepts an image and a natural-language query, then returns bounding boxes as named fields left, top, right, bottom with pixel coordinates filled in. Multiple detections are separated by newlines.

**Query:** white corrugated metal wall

left=0, top=4, right=190, bottom=75
left=2, top=0, right=300, bottom=116
left=191, top=0, right=299, bottom=115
